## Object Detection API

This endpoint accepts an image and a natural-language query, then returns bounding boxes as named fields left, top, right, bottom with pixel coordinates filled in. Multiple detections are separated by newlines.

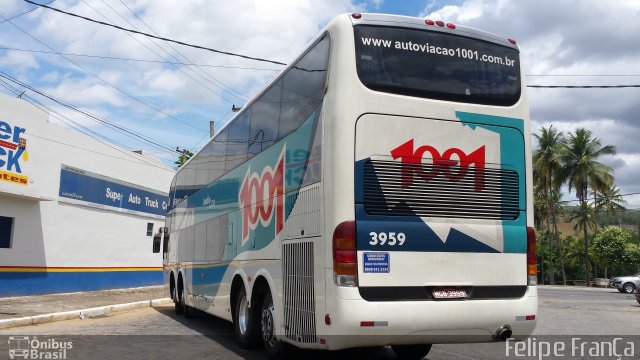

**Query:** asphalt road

left=1, top=287, right=638, bottom=360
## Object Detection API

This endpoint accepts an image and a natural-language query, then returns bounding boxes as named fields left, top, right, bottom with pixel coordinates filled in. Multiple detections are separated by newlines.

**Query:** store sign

left=0, top=120, right=29, bottom=186
left=59, top=165, right=169, bottom=218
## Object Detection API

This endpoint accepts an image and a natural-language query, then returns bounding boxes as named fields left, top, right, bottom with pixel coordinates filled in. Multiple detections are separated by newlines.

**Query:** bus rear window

left=354, top=25, right=521, bottom=106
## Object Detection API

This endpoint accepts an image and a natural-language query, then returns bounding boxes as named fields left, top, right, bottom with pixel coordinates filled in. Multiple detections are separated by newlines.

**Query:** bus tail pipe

left=495, top=326, right=512, bottom=341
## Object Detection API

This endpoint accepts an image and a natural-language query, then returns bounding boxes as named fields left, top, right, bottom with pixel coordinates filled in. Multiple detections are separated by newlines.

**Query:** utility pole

left=175, top=147, right=192, bottom=167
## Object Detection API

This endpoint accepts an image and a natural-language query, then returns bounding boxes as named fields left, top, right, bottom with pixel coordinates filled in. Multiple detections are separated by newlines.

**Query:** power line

left=0, top=47, right=280, bottom=71
left=0, top=12, right=208, bottom=133
left=561, top=192, right=640, bottom=204
left=112, top=0, right=249, bottom=101
left=0, top=79, right=175, bottom=169
left=14, top=1, right=640, bottom=90
left=22, top=0, right=287, bottom=66
left=0, top=72, right=178, bottom=155
left=28, top=132, right=175, bottom=171
left=0, top=0, right=54, bottom=24
left=83, top=0, right=244, bottom=104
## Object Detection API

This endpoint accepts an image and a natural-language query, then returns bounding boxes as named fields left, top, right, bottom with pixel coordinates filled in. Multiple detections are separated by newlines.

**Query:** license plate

left=432, top=288, right=467, bottom=299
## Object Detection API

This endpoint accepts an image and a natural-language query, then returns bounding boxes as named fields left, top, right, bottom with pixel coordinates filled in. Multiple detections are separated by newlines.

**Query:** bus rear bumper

left=322, top=286, right=537, bottom=350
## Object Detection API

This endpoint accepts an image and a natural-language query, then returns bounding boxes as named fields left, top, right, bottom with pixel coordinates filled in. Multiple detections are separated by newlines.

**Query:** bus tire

left=234, top=287, right=260, bottom=348
left=260, top=291, right=291, bottom=359
left=181, top=288, right=192, bottom=318
left=174, top=282, right=184, bottom=315
left=391, top=344, right=432, bottom=360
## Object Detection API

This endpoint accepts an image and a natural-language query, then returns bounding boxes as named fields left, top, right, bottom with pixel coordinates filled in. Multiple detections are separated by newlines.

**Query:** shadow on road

left=152, top=306, right=401, bottom=360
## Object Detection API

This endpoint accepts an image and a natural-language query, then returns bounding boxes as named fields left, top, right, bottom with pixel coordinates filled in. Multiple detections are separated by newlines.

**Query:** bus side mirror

left=153, top=233, right=161, bottom=253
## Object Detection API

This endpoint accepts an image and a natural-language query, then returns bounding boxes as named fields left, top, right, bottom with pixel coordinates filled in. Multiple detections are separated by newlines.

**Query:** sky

left=1, top=0, right=640, bottom=208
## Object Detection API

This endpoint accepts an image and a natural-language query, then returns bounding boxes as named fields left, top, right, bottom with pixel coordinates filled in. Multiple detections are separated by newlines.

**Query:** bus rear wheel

left=391, top=344, right=432, bottom=360
left=234, top=287, right=260, bottom=348
left=174, top=285, right=183, bottom=315
left=261, top=291, right=291, bottom=359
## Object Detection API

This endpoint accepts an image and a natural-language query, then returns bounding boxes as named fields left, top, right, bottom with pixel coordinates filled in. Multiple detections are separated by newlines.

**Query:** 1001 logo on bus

left=390, top=139, right=486, bottom=191
left=239, top=148, right=286, bottom=244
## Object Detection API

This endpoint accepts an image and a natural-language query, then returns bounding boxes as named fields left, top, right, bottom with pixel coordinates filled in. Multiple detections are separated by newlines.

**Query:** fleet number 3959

left=369, top=232, right=406, bottom=246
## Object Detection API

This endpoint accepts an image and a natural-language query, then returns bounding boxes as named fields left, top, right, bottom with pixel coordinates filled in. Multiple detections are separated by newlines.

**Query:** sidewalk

left=0, top=286, right=169, bottom=328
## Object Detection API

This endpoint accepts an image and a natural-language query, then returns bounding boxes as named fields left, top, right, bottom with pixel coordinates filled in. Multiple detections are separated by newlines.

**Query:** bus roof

left=347, top=13, right=518, bottom=50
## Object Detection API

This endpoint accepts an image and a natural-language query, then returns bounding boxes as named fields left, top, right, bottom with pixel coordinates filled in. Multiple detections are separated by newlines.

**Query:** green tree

left=590, top=226, right=633, bottom=278
left=175, top=150, right=193, bottom=168
left=533, top=126, right=567, bottom=284
left=594, top=184, right=626, bottom=224
left=558, top=128, right=616, bottom=284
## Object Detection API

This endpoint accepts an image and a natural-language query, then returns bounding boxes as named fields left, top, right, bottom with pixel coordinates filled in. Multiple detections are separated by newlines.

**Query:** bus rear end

left=324, top=14, right=537, bottom=351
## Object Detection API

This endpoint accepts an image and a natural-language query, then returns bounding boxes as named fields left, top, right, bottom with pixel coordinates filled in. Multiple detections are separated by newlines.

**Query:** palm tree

left=558, top=128, right=616, bottom=284
left=590, top=170, right=614, bottom=232
left=570, top=202, right=596, bottom=237
left=533, top=126, right=566, bottom=284
left=595, top=184, right=626, bottom=216
left=549, top=188, right=567, bottom=284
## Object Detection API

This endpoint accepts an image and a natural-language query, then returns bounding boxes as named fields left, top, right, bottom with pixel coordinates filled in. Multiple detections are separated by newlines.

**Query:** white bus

left=162, top=12, right=537, bottom=359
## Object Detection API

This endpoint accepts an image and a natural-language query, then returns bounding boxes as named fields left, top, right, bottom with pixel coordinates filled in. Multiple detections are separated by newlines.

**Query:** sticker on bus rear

left=363, top=252, right=390, bottom=273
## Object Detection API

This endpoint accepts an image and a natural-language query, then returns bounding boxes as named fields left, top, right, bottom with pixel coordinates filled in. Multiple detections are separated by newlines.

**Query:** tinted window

left=354, top=26, right=521, bottom=106
left=207, top=129, right=228, bottom=183
left=194, top=151, right=209, bottom=188
left=226, top=111, right=250, bottom=171
left=250, top=80, right=282, bottom=156
left=280, top=36, right=330, bottom=136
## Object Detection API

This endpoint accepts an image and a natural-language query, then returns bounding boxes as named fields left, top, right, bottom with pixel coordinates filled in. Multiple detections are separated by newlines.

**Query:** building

left=0, top=93, right=175, bottom=296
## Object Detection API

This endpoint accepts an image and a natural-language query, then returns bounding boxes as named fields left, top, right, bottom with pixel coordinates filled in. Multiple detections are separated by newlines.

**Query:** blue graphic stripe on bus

left=175, top=106, right=321, bottom=259
left=456, top=112, right=526, bottom=253
left=190, top=263, right=230, bottom=297
left=356, top=205, right=501, bottom=253
left=457, top=111, right=525, bottom=210
left=59, top=166, right=169, bottom=216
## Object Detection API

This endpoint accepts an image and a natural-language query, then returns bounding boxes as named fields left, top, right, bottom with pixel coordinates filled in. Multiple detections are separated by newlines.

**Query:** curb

left=0, top=298, right=173, bottom=330
left=538, top=285, right=615, bottom=292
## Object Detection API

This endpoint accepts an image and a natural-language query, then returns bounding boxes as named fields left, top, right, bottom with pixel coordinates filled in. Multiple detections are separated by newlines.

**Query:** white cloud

left=422, top=0, right=640, bottom=201
left=0, top=50, right=39, bottom=70
left=45, top=77, right=127, bottom=107
left=3, top=0, right=639, bottom=193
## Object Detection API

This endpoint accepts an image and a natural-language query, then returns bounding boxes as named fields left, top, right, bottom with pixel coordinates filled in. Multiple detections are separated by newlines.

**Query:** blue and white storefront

left=0, top=93, right=175, bottom=296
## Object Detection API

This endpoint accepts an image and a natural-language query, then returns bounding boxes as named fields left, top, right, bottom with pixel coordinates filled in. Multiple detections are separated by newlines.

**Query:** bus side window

left=208, top=129, right=228, bottom=184
left=280, top=36, right=330, bottom=137
left=226, top=111, right=250, bottom=171
left=250, top=80, right=282, bottom=157
left=153, top=233, right=161, bottom=253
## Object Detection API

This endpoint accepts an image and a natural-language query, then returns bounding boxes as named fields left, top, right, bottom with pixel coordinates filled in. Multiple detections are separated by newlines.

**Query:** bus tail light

left=333, top=221, right=358, bottom=287
left=527, top=227, right=537, bottom=286
left=435, top=20, right=445, bottom=27
left=425, top=19, right=435, bottom=26
left=446, top=23, right=456, bottom=29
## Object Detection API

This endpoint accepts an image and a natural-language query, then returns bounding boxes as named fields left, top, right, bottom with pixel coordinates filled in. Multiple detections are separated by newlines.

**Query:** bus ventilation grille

left=363, top=159, right=520, bottom=220
left=283, top=241, right=317, bottom=343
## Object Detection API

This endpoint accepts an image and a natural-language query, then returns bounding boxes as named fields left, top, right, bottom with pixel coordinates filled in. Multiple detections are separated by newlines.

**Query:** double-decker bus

left=162, top=12, right=537, bottom=359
